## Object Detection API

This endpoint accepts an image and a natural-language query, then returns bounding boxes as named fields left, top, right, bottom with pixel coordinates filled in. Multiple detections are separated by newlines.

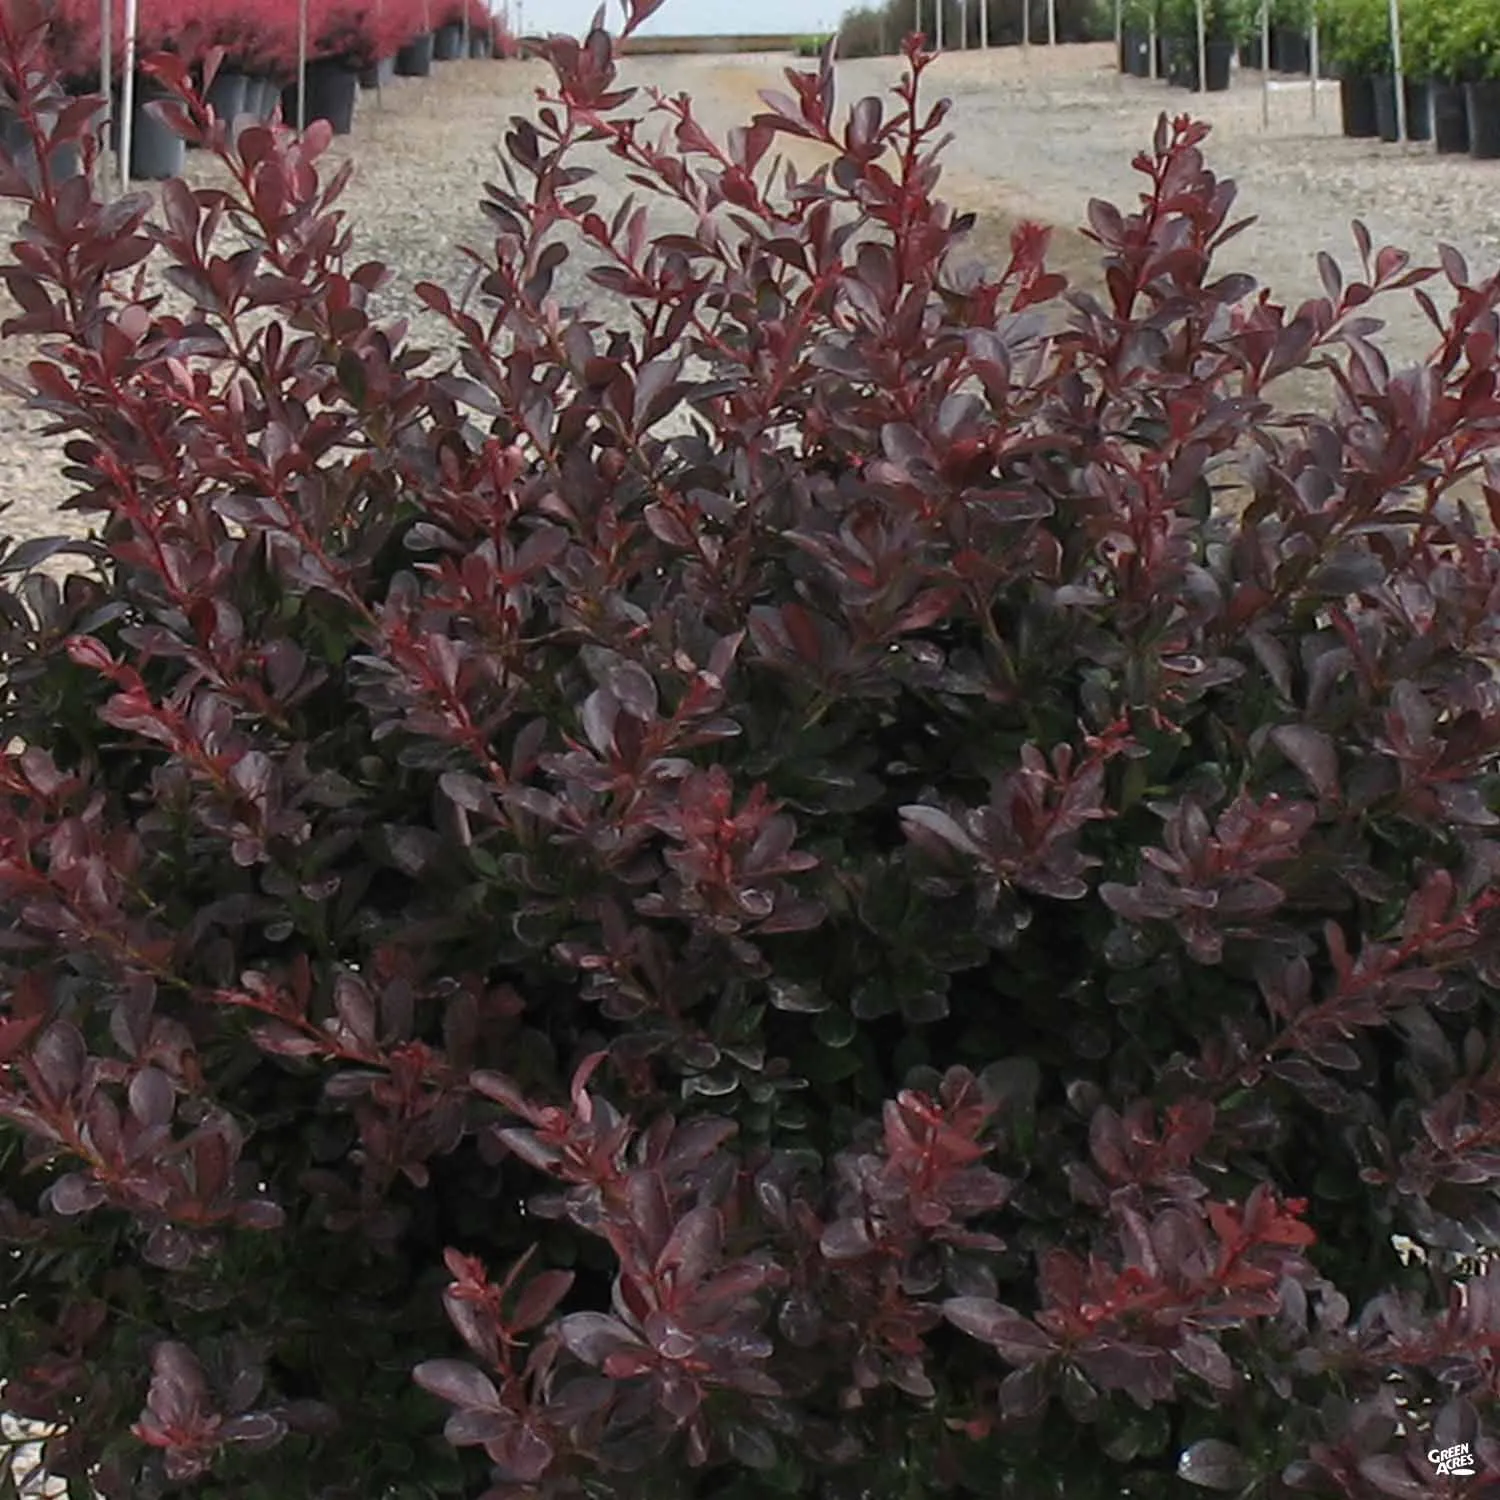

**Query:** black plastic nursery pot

left=204, top=69, right=248, bottom=129
left=240, top=76, right=277, bottom=121
left=1162, top=38, right=1231, bottom=93
left=1431, top=79, right=1470, bottom=154
left=395, top=31, right=434, bottom=76
left=1373, top=75, right=1432, bottom=142
left=281, top=60, right=359, bottom=135
left=1119, top=30, right=1150, bottom=77
left=1372, top=75, right=1399, bottom=141
left=1339, top=74, right=1379, bottom=138
left=1404, top=78, right=1432, bottom=141
left=1271, top=25, right=1310, bottom=75
left=1165, top=38, right=1194, bottom=89
left=128, top=77, right=185, bottom=180
left=1134, top=31, right=1154, bottom=77
left=433, top=23, right=464, bottom=60
left=468, top=31, right=492, bottom=58
left=1467, top=79, right=1500, bottom=160
left=1204, top=38, right=1232, bottom=92
left=0, top=105, right=82, bottom=186
left=359, top=55, right=396, bottom=89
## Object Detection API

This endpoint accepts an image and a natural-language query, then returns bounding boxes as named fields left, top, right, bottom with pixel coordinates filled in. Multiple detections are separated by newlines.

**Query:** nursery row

left=1119, top=0, right=1500, bottom=160
left=38, top=0, right=513, bottom=83
left=4, top=0, right=516, bottom=183
left=1119, top=0, right=1324, bottom=92
left=1321, top=0, right=1500, bottom=158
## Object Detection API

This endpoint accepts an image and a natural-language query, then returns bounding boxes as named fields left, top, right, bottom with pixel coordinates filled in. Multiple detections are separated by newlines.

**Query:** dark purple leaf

left=510, top=1269, right=575, bottom=1331
left=1178, top=1439, right=1250, bottom=1490
left=128, top=1065, right=175, bottom=1129
left=413, top=1360, right=502, bottom=1411
left=942, top=1298, right=1056, bottom=1365
left=898, top=804, right=981, bottom=857
left=1173, top=1333, right=1234, bottom=1390
left=445, top=1408, right=515, bottom=1447
left=220, top=1412, right=287, bottom=1445
left=557, top=1311, right=640, bottom=1365
left=48, top=1172, right=106, bottom=1216
left=1355, top=1456, right=1428, bottom=1499
left=1270, top=724, right=1339, bottom=799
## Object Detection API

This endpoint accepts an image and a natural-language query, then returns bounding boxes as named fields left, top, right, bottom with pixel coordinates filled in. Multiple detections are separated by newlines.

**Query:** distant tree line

left=835, top=0, right=1112, bottom=57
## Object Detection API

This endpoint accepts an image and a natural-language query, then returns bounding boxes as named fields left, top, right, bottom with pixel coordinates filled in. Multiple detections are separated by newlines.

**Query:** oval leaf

left=1179, top=1438, right=1249, bottom=1491
left=413, top=1359, right=501, bottom=1411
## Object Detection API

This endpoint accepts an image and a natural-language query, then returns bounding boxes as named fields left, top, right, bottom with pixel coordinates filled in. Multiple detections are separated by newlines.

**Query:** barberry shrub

left=2, top=0, right=1500, bottom=1495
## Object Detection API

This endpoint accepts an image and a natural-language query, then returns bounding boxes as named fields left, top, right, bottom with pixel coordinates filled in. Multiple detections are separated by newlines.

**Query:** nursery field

left=2, top=41, right=1500, bottom=546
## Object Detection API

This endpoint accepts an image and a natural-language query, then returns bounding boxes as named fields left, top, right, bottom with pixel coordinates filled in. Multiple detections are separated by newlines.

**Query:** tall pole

left=979, top=0, right=987, bottom=48
left=99, top=0, right=111, bottom=168
left=1195, top=0, right=1206, bottom=95
left=1386, top=0, right=1406, bottom=142
left=1309, top=2, right=1319, bottom=117
left=935, top=0, right=944, bottom=49
left=296, top=0, right=308, bottom=133
left=1046, top=0, right=1056, bottom=45
left=1147, top=1, right=1156, bottom=77
left=960, top=0, right=968, bottom=47
left=118, top=0, right=136, bottom=189
left=1022, top=0, right=1030, bottom=54
left=376, top=0, right=384, bottom=105
left=1113, top=0, right=1121, bottom=77
left=1260, top=0, right=1270, bottom=126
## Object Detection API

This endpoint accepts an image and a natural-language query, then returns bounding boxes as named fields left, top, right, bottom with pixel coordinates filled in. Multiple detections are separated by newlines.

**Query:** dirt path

left=2, top=44, right=1495, bottom=545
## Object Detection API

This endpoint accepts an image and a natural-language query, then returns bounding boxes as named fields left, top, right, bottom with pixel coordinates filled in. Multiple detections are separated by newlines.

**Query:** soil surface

left=2, top=43, right=1497, bottom=546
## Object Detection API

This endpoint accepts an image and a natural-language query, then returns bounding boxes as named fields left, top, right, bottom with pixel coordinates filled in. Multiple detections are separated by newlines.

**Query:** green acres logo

left=1427, top=1442, right=1476, bottom=1478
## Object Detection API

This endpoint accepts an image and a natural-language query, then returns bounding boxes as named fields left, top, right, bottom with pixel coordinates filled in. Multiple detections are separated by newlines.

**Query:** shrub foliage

left=2, top=2, right=1500, bottom=1497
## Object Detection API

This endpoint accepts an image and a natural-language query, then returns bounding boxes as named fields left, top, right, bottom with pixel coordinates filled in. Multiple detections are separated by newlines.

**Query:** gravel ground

left=1, top=42, right=1498, bottom=545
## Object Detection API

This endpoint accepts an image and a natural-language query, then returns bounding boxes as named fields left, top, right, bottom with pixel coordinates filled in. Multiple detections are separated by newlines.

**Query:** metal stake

left=296, top=0, right=308, bottom=133
left=1386, top=0, right=1406, bottom=142
left=1261, top=0, right=1270, bottom=127
left=99, top=0, right=111, bottom=183
left=1310, top=4, right=1319, bottom=118
left=119, top=0, right=136, bottom=189
left=1195, top=0, right=1206, bottom=96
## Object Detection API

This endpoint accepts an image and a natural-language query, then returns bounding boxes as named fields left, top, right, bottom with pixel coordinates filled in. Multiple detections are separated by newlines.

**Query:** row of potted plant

left=1234, top=0, right=1321, bottom=72
left=13, top=0, right=512, bottom=181
left=42, top=0, right=505, bottom=88
left=1118, top=0, right=1317, bottom=92
left=1321, top=0, right=1500, bottom=159
left=1118, top=0, right=1500, bottom=160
